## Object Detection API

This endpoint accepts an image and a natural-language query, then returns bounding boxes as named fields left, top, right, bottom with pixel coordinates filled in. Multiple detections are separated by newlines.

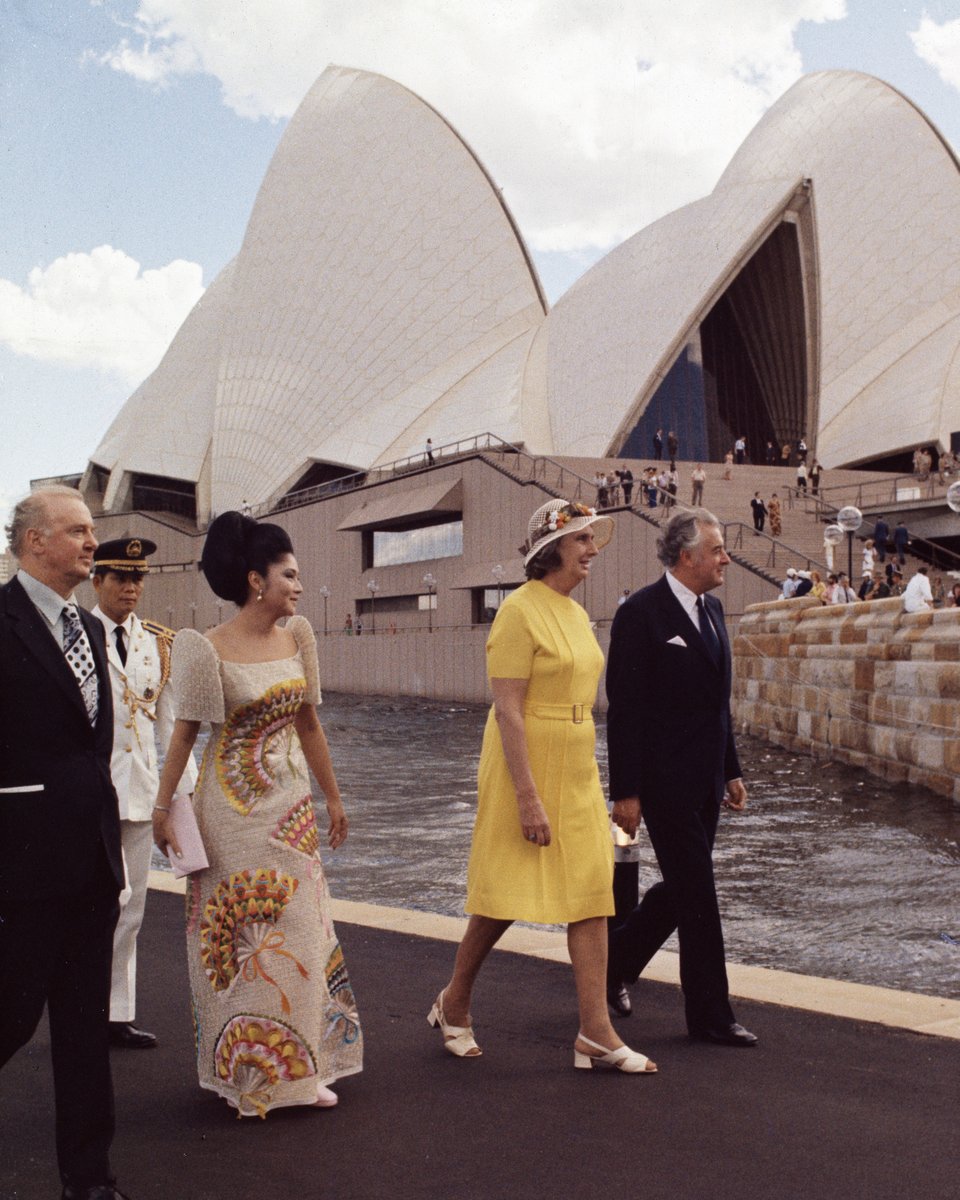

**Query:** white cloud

left=91, top=0, right=846, bottom=253
left=0, top=246, right=204, bottom=384
left=910, top=14, right=960, bottom=92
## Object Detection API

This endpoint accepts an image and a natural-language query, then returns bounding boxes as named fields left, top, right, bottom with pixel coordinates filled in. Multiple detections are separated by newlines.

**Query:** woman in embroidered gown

left=153, top=513, right=361, bottom=1117
left=428, top=500, right=656, bottom=1075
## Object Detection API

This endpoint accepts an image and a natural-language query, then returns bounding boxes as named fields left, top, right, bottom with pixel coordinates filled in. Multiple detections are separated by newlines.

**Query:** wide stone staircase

left=542, top=456, right=903, bottom=587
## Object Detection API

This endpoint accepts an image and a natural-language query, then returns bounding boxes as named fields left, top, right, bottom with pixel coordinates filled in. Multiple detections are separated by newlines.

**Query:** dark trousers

left=0, top=863, right=119, bottom=1187
left=609, top=792, right=734, bottom=1032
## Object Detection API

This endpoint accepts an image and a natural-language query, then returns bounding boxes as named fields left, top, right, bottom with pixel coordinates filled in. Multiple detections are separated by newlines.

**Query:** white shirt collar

left=91, top=604, right=133, bottom=637
left=17, top=569, right=75, bottom=628
left=665, top=570, right=703, bottom=624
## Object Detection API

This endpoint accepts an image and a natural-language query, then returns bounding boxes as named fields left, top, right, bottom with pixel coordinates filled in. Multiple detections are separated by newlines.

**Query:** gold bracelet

left=153, top=805, right=171, bottom=812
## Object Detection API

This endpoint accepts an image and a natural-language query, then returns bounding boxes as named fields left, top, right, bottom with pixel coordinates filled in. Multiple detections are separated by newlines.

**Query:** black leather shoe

left=109, top=1021, right=157, bottom=1049
left=690, top=1022, right=758, bottom=1047
left=62, top=1184, right=130, bottom=1199
left=606, top=981, right=632, bottom=1017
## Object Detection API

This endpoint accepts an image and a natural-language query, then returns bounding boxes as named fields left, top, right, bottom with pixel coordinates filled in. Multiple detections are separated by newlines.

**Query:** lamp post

left=823, top=523, right=843, bottom=574
left=491, top=563, right=505, bottom=613
left=367, top=579, right=379, bottom=634
left=837, top=505, right=863, bottom=583
left=422, top=572, right=437, bottom=633
left=318, top=585, right=330, bottom=636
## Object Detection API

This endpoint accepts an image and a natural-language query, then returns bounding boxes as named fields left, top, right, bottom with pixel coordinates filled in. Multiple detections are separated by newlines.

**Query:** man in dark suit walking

left=0, top=487, right=128, bottom=1198
left=605, top=508, right=757, bottom=1047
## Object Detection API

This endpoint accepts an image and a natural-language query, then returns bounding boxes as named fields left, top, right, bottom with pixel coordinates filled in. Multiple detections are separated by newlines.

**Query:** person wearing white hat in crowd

left=429, top=499, right=657, bottom=1075
left=781, top=568, right=799, bottom=599
left=794, top=570, right=814, bottom=597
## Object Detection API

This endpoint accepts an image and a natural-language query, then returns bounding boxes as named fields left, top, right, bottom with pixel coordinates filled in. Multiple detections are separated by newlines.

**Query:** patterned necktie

left=696, top=595, right=722, bottom=670
left=62, top=604, right=99, bottom=724
left=114, top=624, right=128, bottom=666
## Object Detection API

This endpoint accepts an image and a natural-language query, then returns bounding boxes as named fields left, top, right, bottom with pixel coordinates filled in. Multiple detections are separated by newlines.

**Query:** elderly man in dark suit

left=605, top=508, right=757, bottom=1047
left=0, top=487, right=128, bottom=1199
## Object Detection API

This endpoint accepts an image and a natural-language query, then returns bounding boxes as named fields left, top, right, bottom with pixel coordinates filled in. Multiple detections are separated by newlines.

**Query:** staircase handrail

left=814, top=468, right=959, bottom=511
left=722, top=521, right=827, bottom=579
left=252, top=432, right=520, bottom=517
left=787, top=488, right=960, bottom=575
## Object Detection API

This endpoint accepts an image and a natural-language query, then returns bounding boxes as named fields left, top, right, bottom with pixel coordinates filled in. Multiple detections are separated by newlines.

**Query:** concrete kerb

left=149, top=871, right=960, bottom=1042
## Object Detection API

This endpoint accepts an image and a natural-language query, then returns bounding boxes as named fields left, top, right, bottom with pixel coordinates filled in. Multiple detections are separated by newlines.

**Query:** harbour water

left=166, top=693, right=960, bottom=1000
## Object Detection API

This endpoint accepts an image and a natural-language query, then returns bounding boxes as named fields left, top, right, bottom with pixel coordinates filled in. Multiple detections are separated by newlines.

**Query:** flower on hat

left=538, top=502, right=597, bottom=541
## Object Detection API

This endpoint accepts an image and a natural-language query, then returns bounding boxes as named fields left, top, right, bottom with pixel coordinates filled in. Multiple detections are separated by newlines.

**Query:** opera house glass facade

left=620, top=220, right=810, bottom=466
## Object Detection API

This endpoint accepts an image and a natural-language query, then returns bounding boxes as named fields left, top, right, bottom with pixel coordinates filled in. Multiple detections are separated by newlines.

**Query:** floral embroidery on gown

left=172, top=615, right=362, bottom=1117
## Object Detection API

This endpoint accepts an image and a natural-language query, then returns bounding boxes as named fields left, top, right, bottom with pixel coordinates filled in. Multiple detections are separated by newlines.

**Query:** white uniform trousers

left=109, top=819, right=154, bottom=1022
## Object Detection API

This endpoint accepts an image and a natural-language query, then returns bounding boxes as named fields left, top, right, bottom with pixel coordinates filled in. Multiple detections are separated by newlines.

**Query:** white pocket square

left=667, top=635, right=687, bottom=647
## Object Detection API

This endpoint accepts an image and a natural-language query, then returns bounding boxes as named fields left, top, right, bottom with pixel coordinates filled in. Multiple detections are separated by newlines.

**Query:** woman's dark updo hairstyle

left=201, top=511, right=294, bottom=605
left=524, top=542, right=564, bottom=581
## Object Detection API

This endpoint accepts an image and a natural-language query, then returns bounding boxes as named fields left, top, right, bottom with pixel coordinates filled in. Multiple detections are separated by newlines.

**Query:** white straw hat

left=521, top=498, right=614, bottom=567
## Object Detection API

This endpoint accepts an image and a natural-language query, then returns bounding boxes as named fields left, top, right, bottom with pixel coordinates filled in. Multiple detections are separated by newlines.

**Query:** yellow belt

left=524, top=703, right=592, bottom=724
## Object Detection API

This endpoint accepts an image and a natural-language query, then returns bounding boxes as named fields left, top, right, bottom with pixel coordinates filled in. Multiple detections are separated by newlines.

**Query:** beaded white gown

left=171, top=615, right=362, bottom=1117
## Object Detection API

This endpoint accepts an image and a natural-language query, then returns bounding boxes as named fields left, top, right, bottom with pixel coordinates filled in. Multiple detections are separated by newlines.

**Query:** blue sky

left=3, top=0, right=960, bottom=543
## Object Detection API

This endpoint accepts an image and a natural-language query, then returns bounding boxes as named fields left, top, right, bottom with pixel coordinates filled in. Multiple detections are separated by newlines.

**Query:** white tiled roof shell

left=716, top=70, right=960, bottom=466
left=538, top=70, right=960, bottom=466
left=534, top=178, right=802, bottom=456
left=87, top=261, right=233, bottom=502
left=89, top=67, right=960, bottom=512
left=210, top=65, right=547, bottom=512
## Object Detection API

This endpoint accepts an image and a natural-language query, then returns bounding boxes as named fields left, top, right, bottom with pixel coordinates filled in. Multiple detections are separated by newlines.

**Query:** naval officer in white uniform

left=91, top=536, right=197, bottom=1048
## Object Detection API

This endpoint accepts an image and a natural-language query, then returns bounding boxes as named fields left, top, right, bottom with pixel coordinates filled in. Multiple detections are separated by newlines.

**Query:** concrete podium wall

left=733, top=596, right=960, bottom=807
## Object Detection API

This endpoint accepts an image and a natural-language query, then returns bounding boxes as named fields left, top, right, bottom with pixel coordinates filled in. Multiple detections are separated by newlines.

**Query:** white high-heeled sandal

left=574, top=1033, right=657, bottom=1074
left=427, top=990, right=482, bottom=1057
left=313, top=1084, right=338, bottom=1107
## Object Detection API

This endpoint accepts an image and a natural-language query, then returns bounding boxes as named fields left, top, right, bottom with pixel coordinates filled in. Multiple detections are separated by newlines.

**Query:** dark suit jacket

left=0, top=576, right=123, bottom=905
left=606, top=575, right=741, bottom=807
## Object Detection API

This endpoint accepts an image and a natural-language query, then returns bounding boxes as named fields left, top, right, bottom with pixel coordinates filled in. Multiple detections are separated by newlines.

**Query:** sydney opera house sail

left=84, top=67, right=960, bottom=521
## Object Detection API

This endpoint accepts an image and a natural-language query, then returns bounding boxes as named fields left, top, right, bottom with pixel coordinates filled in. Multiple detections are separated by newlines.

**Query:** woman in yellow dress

left=428, top=500, right=657, bottom=1074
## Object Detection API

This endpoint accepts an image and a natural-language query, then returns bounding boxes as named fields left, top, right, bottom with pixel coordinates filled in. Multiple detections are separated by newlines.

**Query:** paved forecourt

left=2, top=883, right=958, bottom=1200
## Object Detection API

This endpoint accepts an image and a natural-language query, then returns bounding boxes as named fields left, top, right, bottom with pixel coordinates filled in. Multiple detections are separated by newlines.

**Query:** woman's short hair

left=200, top=511, right=294, bottom=605
left=656, top=508, right=720, bottom=569
left=524, top=541, right=564, bottom=580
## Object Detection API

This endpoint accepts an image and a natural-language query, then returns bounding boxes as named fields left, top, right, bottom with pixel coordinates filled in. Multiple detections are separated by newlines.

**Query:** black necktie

left=696, top=596, right=722, bottom=669
left=114, top=624, right=128, bottom=666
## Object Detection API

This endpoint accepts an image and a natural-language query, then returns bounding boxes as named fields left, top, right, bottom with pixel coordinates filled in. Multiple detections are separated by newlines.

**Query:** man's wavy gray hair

left=656, top=507, right=722, bottom=569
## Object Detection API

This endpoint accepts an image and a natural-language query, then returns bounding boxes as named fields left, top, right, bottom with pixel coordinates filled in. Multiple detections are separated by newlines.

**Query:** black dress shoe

left=606, top=981, right=632, bottom=1017
left=690, top=1022, right=758, bottom=1047
left=62, top=1184, right=130, bottom=1199
left=108, top=1021, right=157, bottom=1049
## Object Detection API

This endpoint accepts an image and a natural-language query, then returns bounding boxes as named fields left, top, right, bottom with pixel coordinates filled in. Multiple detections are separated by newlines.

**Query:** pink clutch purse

left=166, top=792, right=208, bottom=878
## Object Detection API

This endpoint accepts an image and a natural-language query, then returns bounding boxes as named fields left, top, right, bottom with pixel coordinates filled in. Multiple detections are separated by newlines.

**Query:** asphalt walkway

left=3, top=888, right=958, bottom=1200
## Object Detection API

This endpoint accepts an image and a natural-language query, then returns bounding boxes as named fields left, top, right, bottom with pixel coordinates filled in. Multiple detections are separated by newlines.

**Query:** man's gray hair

left=656, top=507, right=722, bottom=569
left=5, top=486, right=85, bottom=559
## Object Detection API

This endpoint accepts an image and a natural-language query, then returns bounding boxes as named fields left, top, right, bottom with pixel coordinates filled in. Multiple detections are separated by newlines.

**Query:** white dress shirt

left=666, top=569, right=712, bottom=636
left=16, top=568, right=74, bottom=641
left=902, top=572, right=933, bottom=614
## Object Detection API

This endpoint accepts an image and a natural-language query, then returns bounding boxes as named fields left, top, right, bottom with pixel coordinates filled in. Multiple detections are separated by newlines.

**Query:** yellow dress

left=466, top=580, right=614, bottom=923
